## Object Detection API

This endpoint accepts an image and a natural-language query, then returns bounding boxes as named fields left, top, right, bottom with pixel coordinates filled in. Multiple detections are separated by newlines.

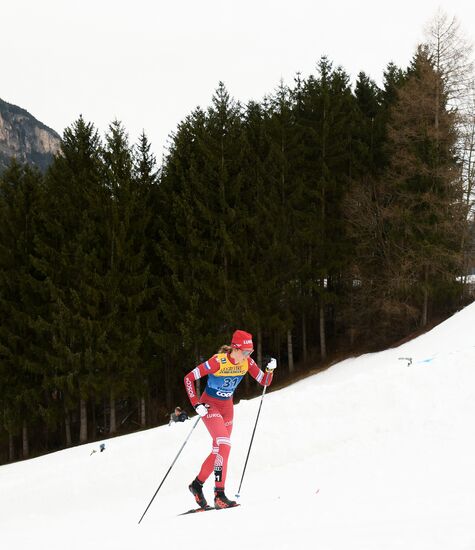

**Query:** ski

left=215, top=503, right=240, bottom=510
left=178, top=505, right=214, bottom=516
left=178, top=504, right=240, bottom=516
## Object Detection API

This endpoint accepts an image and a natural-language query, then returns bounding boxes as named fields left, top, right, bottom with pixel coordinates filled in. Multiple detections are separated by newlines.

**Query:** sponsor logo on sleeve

left=185, top=377, right=195, bottom=398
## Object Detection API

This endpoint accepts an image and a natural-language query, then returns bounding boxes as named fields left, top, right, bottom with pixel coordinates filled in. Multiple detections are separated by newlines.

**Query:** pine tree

left=353, top=72, right=385, bottom=173
left=265, top=82, right=307, bottom=367
left=102, top=121, right=151, bottom=433
left=34, top=116, right=108, bottom=444
left=238, top=100, right=287, bottom=369
left=157, top=83, right=245, bottom=396
left=0, top=161, right=46, bottom=458
left=292, top=58, right=356, bottom=360
left=342, top=72, right=385, bottom=346
left=204, top=82, right=244, bottom=313
left=133, top=131, right=159, bottom=426
left=157, top=108, right=218, bottom=406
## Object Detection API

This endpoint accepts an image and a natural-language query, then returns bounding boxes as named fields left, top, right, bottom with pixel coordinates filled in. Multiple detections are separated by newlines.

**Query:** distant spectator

left=169, top=406, right=189, bottom=425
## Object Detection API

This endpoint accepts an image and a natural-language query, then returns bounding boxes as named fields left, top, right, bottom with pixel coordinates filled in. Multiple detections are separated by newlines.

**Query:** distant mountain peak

left=0, top=97, right=61, bottom=172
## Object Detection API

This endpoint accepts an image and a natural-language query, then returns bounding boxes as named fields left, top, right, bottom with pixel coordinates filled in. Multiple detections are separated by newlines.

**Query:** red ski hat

left=231, top=330, right=254, bottom=350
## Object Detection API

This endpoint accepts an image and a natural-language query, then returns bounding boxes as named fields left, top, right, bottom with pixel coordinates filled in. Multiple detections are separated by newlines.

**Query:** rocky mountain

left=0, top=98, right=61, bottom=173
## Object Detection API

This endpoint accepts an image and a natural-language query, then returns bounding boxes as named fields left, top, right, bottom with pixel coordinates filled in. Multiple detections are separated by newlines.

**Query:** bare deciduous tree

left=425, top=10, right=475, bottom=289
left=424, top=10, right=474, bottom=113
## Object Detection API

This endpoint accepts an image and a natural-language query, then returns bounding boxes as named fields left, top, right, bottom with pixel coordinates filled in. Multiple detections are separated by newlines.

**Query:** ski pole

left=235, top=384, right=267, bottom=498
left=138, top=416, right=201, bottom=524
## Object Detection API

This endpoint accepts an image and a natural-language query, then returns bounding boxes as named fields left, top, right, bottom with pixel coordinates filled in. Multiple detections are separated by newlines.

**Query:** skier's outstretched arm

left=248, top=357, right=277, bottom=387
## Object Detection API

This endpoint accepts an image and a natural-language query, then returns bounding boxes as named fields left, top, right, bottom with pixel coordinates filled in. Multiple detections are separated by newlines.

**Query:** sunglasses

left=241, top=349, right=254, bottom=357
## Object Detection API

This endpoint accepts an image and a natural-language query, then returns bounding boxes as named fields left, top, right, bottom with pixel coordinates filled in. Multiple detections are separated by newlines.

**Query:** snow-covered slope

left=1, top=303, right=475, bottom=550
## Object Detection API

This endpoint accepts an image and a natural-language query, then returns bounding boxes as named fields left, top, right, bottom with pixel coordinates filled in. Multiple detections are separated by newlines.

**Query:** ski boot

left=214, top=488, right=238, bottom=509
left=188, top=477, right=208, bottom=508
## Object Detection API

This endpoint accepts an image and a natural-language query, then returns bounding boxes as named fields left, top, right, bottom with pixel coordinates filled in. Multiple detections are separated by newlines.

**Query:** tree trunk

left=302, top=313, right=307, bottom=362
left=110, top=390, right=116, bottom=434
left=421, top=266, right=429, bottom=327
left=8, top=432, right=15, bottom=462
left=421, top=288, right=429, bottom=327
left=79, top=398, right=88, bottom=443
left=140, top=396, right=146, bottom=427
left=22, top=421, right=29, bottom=459
left=319, top=300, right=327, bottom=361
left=91, top=395, right=97, bottom=439
left=64, top=408, right=72, bottom=447
left=165, top=362, right=173, bottom=411
left=103, top=398, right=107, bottom=433
left=287, top=328, right=294, bottom=374
left=348, top=284, right=356, bottom=348
left=349, top=326, right=356, bottom=348
left=44, top=422, right=49, bottom=452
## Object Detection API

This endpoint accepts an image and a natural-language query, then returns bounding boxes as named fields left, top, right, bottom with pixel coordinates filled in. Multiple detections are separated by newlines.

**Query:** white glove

left=266, top=358, right=277, bottom=371
left=195, top=403, right=208, bottom=417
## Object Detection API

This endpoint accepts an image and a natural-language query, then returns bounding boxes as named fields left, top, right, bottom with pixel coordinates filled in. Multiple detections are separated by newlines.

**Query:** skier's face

left=235, top=348, right=253, bottom=361
left=231, top=347, right=253, bottom=362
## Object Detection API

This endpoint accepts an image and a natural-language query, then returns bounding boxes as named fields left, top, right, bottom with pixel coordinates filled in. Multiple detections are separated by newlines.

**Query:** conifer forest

left=1, top=32, right=475, bottom=463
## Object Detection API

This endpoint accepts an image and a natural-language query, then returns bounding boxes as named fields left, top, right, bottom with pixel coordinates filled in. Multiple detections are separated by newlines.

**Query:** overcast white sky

left=2, top=0, right=475, bottom=158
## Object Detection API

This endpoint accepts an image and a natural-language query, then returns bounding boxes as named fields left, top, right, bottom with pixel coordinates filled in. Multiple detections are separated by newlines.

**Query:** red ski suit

left=184, top=352, right=273, bottom=489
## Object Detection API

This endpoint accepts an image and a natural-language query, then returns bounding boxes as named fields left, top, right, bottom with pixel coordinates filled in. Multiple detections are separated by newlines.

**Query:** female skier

left=184, top=329, right=276, bottom=509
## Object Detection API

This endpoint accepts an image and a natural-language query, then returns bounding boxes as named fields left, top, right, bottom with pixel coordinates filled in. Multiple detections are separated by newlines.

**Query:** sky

left=1, top=300, right=474, bottom=549
left=2, top=0, right=475, bottom=158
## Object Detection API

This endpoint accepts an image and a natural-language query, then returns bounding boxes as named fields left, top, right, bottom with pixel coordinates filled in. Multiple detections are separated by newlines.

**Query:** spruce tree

left=266, top=82, right=306, bottom=367
left=0, top=161, right=46, bottom=458
left=34, top=116, right=108, bottom=444
left=238, top=100, right=286, bottom=369
left=158, top=83, right=244, bottom=393
left=102, top=121, right=151, bottom=433
left=157, top=108, right=216, bottom=406
left=292, top=58, right=356, bottom=359
left=133, top=131, right=159, bottom=426
left=343, top=72, right=387, bottom=346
